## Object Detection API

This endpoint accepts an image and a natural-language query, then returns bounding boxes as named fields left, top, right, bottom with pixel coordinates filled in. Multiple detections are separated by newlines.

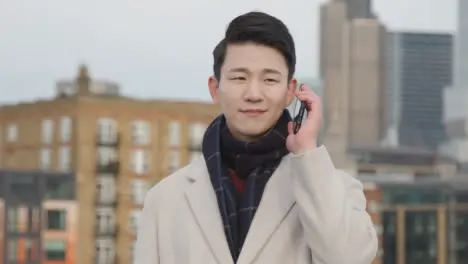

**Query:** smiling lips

left=240, top=109, right=267, bottom=117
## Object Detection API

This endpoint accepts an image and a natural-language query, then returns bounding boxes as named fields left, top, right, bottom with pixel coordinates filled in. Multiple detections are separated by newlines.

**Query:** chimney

left=76, top=64, right=91, bottom=95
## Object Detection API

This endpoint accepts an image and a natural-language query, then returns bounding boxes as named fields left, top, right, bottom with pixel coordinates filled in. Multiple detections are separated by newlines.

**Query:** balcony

left=94, top=256, right=116, bottom=264
left=95, top=195, right=117, bottom=207
left=95, top=224, right=117, bottom=237
left=96, top=133, right=120, bottom=147
left=94, top=258, right=116, bottom=264
left=94, top=249, right=117, bottom=264
left=96, top=162, right=120, bottom=174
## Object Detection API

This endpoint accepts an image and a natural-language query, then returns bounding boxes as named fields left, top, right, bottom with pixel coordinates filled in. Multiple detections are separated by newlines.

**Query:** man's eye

left=230, top=77, right=246, bottom=81
left=265, top=79, right=279, bottom=83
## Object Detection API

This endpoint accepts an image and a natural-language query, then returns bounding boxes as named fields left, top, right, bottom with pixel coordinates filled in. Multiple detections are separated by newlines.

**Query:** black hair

left=212, top=11, right=296, bottom=81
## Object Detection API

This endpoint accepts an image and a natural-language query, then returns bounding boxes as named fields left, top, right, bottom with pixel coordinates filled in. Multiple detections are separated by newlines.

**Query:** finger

left=295, top=93, right=318, bottom=103
left=295, top=86, right=315, bottom=97
left=295, top=87, right=321, bottom=119
left=295, top=89, right=319, bottom=101
left=295, top=93, right=315, bottom=108
left=299, top=84, right=313, bottom=93
left=288, top=121, right=294, bottom=135
left=295, top=92, right=321, bottom=120
left=306, top=95, right=322, bottom=122
left=297, top=85, right=318, bottom=96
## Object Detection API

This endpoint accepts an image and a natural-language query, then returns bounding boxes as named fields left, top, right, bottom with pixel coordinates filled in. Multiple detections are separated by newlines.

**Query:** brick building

left=0, top=65, right=220, bottom=264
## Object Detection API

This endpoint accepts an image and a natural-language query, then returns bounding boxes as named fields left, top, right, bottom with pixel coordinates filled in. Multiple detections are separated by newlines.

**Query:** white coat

left=135, top=146, right=378, bottom=264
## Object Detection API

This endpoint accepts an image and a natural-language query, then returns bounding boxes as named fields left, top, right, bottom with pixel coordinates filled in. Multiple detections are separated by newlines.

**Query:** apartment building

left=0, top=171, right=75, bottom=264
left=0, top=65, right=220, bottom=264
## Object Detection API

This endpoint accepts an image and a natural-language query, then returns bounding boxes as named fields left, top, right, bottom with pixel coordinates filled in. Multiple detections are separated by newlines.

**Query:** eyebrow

left=228, top=67, right=283, bottom=76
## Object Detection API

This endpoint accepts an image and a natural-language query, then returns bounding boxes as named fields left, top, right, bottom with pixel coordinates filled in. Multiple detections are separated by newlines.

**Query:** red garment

left=228, top=169, right=245, bottom=194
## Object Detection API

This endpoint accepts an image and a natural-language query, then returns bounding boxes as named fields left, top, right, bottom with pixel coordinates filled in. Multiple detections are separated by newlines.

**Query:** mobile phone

left=293, top=84, right=308, bottom=134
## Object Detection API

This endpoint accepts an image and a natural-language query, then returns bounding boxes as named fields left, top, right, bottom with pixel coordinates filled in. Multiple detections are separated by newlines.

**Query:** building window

left=131, top=179, right=148, bottom=205
left=131, top=150, right=149, bottom=174
left=40, top=148, right=51, bottom=170
left=169, top=150, right=180, bottom=173
left=96, top=208, right=115, bottom=234
left=17, top=207, right=30, bottom=233
left=97, top=118, right=118, bottom=143
left=188, top=123, right=207, bottom=149
left=42, top=119, right=54, bottom=144
left=130, top=210, right=142, bottom=233
left=132, top=120, right=151, bottom=145
left=7, top=207, right=19, bottom=232
left=9, top=184, right=35, bottom=208
left=60, top=116, right=72, bottom=143
left=96, top=238, right=115, bottom=264
left=45, top=240, right=66, bottom=260
left=8, top=239, right=18, bottom=261
left=58, top=146, right=71, bottom=171
left=31, top=208, right=41, bottom=233
left=6, top=124, right=18, bottom=142
left=168, top=121, right=181, bottom=147
left=47, top=210, right=66, bottom=230
left=97, top=147, right=117, bottom=166
left=25, top=238, right=40, bottom=261
left=45, top=179, right=74, bottom=200
left=96, top=177, right=116, bottom=204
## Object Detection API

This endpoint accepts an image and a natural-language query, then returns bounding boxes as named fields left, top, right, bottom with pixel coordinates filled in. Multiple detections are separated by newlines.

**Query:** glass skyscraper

left=386, top=32, right=453, bottom=150
left=441, top=0, right=468, bottom=166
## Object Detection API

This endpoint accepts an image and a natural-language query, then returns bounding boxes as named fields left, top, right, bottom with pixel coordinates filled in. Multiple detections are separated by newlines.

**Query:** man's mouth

left=239, top=109, right=267, bottom=117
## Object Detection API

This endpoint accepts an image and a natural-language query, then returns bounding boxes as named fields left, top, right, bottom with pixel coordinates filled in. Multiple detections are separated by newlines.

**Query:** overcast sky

left=0, top=0, right=457, bottom=104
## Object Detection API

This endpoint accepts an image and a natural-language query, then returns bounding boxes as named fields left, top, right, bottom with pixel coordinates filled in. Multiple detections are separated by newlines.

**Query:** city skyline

left=1, top=1, right=467, bottom=261
left=0, top=0, right=457, bottom=104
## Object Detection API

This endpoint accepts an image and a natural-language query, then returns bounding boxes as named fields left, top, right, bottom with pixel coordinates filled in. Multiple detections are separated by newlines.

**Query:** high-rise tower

left=440, top=0, right=468, bottom=167
left=320, top=0, right=387, bottom=167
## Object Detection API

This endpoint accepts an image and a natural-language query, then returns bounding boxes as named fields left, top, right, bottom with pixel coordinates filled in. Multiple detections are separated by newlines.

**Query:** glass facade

left=455, top=211, right=468, bottom=263
left=382, top=211, right=397, bottom=264
left=387, top=32, right=453, bottom=150
left=404, top=211, right=438, bottom=264
left=383, top=186, right=450, bottom=205
left=380, top=184, right=468, bottom=264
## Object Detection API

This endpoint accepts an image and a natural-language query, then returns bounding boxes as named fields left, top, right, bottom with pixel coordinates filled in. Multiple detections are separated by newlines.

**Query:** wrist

left=291, top=141, right=317, bottom=155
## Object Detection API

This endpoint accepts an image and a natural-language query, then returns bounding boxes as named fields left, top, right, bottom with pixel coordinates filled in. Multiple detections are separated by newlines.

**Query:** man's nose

left=243, top=81, right=263, bottom=102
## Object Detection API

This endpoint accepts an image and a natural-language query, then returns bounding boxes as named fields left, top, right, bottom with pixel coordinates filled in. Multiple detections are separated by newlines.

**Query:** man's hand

left=286, top=85, right=322, bottom=154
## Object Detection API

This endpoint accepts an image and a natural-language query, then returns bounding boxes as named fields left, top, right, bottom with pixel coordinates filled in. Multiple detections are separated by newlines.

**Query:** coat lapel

left=237, top=157, right=296, bottom=264
left=184, top=156, right=234, bottom=264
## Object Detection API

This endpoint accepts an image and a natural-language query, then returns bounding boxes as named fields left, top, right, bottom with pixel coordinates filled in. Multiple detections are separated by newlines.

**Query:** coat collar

left=184, top=155, right=296, bottom=264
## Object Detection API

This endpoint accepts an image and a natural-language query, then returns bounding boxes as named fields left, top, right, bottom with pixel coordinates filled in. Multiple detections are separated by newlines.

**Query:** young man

left=135, top=11, right=377, bottom=264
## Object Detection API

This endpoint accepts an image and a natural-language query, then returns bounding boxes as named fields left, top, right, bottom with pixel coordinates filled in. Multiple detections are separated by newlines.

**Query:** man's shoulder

left=145, top=156, right=205, bottom=204
left=146, top=165, right=191, bottom=200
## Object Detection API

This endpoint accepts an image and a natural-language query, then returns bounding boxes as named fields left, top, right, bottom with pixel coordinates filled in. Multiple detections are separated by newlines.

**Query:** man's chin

left=237, top=127, right=271, bottom=141
left=227, top=119, right=272, bottom=141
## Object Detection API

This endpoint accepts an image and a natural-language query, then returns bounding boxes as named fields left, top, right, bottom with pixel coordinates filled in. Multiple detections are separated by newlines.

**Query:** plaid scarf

left=202, top=110, right=291, bottom=261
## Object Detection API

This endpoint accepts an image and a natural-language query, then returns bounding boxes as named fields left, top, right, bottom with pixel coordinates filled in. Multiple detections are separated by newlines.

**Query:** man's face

left=209, top=43, right=296, bottom=142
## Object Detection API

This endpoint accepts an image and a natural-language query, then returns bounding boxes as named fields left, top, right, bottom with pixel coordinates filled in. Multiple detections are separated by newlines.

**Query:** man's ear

left=208, top=76, right=219, bottom=104
left=286, top=78, right=297, bottom=106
